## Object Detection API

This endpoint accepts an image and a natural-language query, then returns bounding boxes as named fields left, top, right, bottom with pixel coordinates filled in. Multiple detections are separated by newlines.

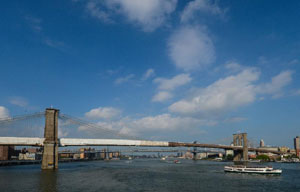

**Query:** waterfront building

left=260, top=140, right=265, bottom=147
left=225, top=150, right=234, bottom=156
left=248, top=154, right=257, bottom=159
left=278, top=146, right=290, bottom=153
left=197, top=152, right=207, bottom=159
left=0, top=146, right=15, bottom=160
left=100, top=149, right=106, bottom=159
left=19, top=153, right=36, bottom=160
left=183, top=151, right=193, bottom=159
left=73, top=154, right=80, bottom=159
left=294, top=136, right=300, bottom=157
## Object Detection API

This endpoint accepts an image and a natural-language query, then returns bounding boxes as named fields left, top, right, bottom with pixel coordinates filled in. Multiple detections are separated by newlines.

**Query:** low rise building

left=0, top=146, right=15, bottom=160
left=19, top=153, right=37, bottom=160
left=225, top=150, right=234, bottom=156
left=279, top=146, right=290, bottom=153
left=294, top=136, right=300, bottom=157
left=183, top=151, right=193, bottom=159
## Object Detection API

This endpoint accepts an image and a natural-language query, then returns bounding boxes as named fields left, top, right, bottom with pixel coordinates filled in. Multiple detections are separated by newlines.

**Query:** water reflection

left=39, top=170, right=58, bottom=192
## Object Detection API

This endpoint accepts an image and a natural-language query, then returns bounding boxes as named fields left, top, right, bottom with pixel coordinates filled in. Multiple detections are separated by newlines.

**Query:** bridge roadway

left=0, top=137, right=284, bottom=154
left=60, top=149, right=223, bottom=154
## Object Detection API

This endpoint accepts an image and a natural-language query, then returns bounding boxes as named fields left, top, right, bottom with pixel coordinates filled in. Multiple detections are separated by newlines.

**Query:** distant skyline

left=0, top=0, right=300, bottom=147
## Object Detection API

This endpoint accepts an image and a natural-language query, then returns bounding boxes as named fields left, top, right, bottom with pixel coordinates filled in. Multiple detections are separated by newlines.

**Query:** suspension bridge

left=0, top=108, right=285, bottom=170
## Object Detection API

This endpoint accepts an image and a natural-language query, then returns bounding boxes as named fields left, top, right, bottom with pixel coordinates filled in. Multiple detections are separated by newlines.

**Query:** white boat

left=224, top=165, right=282, bottom=174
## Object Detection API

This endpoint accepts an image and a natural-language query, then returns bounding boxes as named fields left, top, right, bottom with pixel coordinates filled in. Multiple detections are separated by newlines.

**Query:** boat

left=224, top=165, right=282, bottom=174
left=174, top=160, right=181, bottom=164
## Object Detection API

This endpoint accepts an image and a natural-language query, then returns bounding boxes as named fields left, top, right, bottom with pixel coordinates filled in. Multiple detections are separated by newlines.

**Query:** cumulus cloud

left=79, top=113, right=215, bottom=137
left=130, top=113, right=212, bottom=131
left=0, top=106, right=10, bottom=119
left=169, top=68, right=293, bottom=116
left=256, top=70, right=293, bottom=98
left=142, top=68, right=155, bottom=81
left=152, top=91, right=173, bottom=102
left=85, top=107, right=121, bottom=120
left=152, top=73, right=192, bottom=102
left=180, top=0, right=224, bottom=23
left=114, top=74, right=135, bottom=85
left=168, top=26, right=215, bottom=71
left=169, top=68, right=260, bottom=115
left=153, top=73, right=192, bottom=91
left=225, top=62, right=243, bottom=72
left=86, top=0, right=177, bottom=32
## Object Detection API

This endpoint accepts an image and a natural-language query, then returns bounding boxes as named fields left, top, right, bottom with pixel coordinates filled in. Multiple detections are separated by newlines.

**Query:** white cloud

left=152, top=73, right=192, bottom=102
left=169, top=68, right=259, bottom=115
left=131, top=113, right=212, bottom=131
left=79, top=113, right=215, bottom=137
left=142, top=68, right=155, bottom=80
left=114, top=74, right=135, bottom=85
left=86, top=0, right=177, bottom=32
left=85, top=107, right=121, bottom=120
left=86, top=1, right=113, bottom=23
left=169, top=68, right=293, bottom=116
left=293, top=89, right=300, bottom=96
left=0, top=106, right=10, bottom=119
left=180, top=0, right=224, bottom=23
left=256, top=70, right=293, bottom=98
left=153, top=73, right=192, bottom=91
left=152, top=91, right=173, bottom=102
left=225, top=62, right=243, bottom=72
left=168, top=26, right=215, bottom=71
left=9, top=96, right=28, bottom=107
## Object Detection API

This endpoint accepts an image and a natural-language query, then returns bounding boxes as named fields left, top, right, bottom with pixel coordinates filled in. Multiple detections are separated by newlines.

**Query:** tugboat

left=224, top=165, right=282, bottom=174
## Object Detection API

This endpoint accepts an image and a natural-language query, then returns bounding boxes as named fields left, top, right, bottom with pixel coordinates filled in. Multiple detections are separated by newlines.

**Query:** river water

left=0, top=159, right=299, bottom=192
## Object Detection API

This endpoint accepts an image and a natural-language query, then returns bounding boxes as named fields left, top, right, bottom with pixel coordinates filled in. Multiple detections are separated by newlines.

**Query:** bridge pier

left=41, top=108, right=59, bottom=170
left=192, top=141, right=197, bottom=160
left=233, top=133, right=248, bottom=161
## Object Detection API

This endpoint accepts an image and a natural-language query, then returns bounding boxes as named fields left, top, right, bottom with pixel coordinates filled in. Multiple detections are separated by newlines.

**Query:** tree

left=256, top=154, right=270, bottom=161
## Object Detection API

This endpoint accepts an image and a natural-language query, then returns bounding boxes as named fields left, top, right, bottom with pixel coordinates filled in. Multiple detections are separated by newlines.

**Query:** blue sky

left=0, top=0, right=300, bottom=147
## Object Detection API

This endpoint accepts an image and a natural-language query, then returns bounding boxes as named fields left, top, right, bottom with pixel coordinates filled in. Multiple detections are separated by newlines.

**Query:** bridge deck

left=0, top=137, right=284, bottom=154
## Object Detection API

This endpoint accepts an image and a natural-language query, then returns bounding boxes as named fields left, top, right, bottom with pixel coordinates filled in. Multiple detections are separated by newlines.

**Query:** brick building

left=0, top=146, right=15, bottom=160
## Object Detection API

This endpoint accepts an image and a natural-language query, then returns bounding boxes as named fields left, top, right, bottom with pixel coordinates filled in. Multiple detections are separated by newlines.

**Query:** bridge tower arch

left=233, top=133, right=248, bottom=162
left=41, top=108, right=59, bottom=170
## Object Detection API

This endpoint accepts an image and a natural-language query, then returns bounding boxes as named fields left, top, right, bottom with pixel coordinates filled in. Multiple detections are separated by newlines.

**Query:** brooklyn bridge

left=0, top=108, right=285, bottom=170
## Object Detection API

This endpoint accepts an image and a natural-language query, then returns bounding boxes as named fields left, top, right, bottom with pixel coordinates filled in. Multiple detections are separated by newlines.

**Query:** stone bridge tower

left=41, top=108, right=59, bottom=170
left=233, top=133, right=248, bottom=161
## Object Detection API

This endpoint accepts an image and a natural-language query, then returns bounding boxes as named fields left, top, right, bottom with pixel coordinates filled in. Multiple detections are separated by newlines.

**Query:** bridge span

left=0, top=108, right=286, bottom=170
left=0, top=136, right=284, bottom=154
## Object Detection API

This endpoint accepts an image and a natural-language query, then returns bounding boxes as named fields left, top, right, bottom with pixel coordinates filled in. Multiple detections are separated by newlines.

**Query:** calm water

left=0, top=159, right=300, bottom=192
